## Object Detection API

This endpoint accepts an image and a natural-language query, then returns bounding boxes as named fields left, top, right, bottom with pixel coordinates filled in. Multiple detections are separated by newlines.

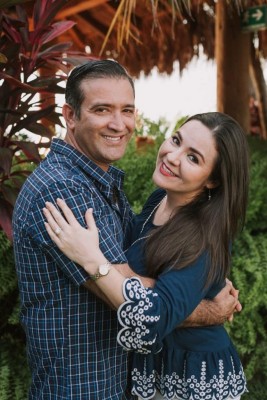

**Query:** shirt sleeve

left=27, top=180, right=127, bottom=287
left=117, top=253, right=217, bottom=354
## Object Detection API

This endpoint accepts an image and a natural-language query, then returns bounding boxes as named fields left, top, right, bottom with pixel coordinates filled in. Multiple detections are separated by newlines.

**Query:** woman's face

left=153, top=119, right=218, bottom=204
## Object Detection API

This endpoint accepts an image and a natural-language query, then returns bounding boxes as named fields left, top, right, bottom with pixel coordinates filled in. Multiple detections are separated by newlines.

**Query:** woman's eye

left=171, top=136, right=180, bottom=145
left=188, top=154, right=199, bottom=164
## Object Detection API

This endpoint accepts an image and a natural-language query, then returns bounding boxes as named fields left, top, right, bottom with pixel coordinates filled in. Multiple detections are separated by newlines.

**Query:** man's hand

left=225, top=278, right=241, bottom=321
left=213, top=279, right=241, bottom=322
left=181, top=280, right=241, bottom=327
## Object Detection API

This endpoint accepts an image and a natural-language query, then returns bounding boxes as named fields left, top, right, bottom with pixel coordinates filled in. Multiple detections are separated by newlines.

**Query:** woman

left=43, top=112, right=249, bottom=399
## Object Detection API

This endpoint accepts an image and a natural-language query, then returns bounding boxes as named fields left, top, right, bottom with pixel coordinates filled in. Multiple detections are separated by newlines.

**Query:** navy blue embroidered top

left=13, top=139, right=134, bottom=400
left=117, top=189, right=247, bottom=400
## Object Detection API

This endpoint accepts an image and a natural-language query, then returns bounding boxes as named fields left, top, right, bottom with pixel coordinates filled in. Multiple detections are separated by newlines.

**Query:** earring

left=208, top=188, right=211, bottom=201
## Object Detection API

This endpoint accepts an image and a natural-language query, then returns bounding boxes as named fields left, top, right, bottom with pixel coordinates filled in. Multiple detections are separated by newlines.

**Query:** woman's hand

left=43, top=199, right=107, bottom=273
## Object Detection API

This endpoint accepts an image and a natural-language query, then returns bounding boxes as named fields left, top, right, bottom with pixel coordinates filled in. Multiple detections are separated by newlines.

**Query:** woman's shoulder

left=141, top=188, right=166, bottom=216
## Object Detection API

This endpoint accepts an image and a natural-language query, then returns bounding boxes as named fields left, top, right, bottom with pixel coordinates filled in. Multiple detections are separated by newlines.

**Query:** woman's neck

left=153, top=193, right=183, bottom=225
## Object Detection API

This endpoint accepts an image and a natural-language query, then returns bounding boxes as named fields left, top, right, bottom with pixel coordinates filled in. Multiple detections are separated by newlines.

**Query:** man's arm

left=84, top=263, right=240, bottom=327
left=114, top=265, right=241, bottom=325
left=180, top=280, right=241, bottom=327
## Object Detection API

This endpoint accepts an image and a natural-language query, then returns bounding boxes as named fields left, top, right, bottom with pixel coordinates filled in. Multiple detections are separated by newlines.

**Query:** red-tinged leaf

left=0, top=0, right=31, bottom=8
left=0, top=148, right=13, bottom=175
left=0, top=108, right=21, bottom=117
left=0, top=199, right=13, bottom=241
left=34, top=0, right=68, bottom=30
left=23, top=122, right=55, bottom=139
left=29, top=75, right=65, bottom=88
left=41, top=21, right=76, bottom=44
left=62, top=55, right=97, bottom=66
left=44, top=111, right=65, bottom=128
left=44, top=59, right=73, bottom=75
left=18, top=25, right=30, bottom=51
left=38, top=84, right=66, bottom=95
left=15, top=4, right=29, bottom=22
left=11, top=140, right=41, bottom=162
left=9, top=105, right=56, bottom=135
left=33, top=0, right=47, bottom=27
left=1, top=183, right=19, bottom=206
left=38, top=42, right=73, bottom=57
left=0, top=72, right=41, bottom=92
left=2, top=25, right=21, bottom=44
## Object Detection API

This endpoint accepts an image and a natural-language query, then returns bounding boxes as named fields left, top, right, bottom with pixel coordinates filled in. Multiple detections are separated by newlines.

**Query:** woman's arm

left=43, top=199, right=154, bottom=308
left=43, top=199, right=240, bottom=325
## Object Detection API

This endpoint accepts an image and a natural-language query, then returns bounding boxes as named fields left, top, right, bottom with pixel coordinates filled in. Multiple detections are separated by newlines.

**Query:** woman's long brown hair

left=145, top=112, right=250, bottom=287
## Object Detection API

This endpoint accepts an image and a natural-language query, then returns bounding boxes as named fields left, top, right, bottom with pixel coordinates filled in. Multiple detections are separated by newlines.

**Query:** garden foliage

left=0, top=117, right=267, bottom=398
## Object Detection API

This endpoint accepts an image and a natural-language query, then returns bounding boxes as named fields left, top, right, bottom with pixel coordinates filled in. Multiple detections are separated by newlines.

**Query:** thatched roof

left=50, top=0, right=267, bottom=77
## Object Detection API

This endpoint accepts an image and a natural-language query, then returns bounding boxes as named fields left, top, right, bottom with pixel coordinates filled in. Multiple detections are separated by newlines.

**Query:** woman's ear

left=206, top=180, right=219, bottom=190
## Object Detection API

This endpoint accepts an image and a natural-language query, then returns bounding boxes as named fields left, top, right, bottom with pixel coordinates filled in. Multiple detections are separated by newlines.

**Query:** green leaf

left=0, top=199, right=12, bottom=241
left=1, top=184, right=19, bottom=207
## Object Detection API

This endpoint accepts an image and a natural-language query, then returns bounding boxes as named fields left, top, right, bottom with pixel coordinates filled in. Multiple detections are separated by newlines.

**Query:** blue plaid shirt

left=12, top=139, right=134, bottom=399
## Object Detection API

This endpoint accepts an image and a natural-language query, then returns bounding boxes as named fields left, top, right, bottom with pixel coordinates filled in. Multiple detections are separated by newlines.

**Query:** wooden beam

left=56, top=0, right=109, bottom=19
left=67, top=28, right=86, bottom=50
left=71, top=14, right=106, bottom=38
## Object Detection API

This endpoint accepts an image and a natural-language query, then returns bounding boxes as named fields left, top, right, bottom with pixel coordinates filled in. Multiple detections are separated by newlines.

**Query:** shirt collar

left=50, top=138, right=125, bottom=190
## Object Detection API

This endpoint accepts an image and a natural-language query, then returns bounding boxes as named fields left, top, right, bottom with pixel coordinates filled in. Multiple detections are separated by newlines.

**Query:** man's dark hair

left=65, top=59, right=135, bottom=118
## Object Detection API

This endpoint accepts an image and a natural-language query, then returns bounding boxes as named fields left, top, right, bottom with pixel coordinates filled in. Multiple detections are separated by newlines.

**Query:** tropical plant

left=0, top=0, right=93, bottom=240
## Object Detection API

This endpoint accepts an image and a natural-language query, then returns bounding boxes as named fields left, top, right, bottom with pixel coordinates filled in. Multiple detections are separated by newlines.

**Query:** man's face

left=64, top=77, right=135, bottom=171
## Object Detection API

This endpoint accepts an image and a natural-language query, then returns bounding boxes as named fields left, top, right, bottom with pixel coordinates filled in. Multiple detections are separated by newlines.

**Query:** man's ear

left=62, top=103, right=76, bottom=129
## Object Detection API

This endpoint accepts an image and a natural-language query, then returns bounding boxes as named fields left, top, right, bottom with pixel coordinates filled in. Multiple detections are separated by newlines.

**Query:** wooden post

left=216, top=1, right=251, bottom=133
left=249, top=41, right=267, bottom=139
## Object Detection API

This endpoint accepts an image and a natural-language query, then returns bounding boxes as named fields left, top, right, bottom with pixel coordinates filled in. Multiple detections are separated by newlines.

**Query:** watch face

left=99, top=263, right=110, bottom=276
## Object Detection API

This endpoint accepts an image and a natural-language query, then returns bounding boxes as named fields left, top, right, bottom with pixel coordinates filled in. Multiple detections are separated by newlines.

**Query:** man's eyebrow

left=176, top=130, right=205, bottom=162
left=90, top=102, right=135, bottom=108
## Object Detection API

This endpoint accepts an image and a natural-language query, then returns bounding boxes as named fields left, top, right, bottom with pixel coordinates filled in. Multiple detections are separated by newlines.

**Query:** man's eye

left=123, top=108, right=134, bottom=114
left=95, top=108, right=109, bottom=113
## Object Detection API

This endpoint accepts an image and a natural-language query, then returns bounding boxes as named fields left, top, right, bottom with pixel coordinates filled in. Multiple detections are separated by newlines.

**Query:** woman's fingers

left=56, top=198, right=80, bottom=226
left=43, top=206, right=65, bottom=236
left=44, top=221, right=62, bottom=246
left=85, top=208, right=98, bottom=233
left=44, top=201, right=68, bottom=229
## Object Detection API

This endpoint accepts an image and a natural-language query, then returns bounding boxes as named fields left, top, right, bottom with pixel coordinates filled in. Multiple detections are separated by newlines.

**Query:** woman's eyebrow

left=177, top=130, right=205, bottom=162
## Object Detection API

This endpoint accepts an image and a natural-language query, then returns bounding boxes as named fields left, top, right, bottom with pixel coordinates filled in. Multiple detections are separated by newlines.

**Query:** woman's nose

left=166, top=149, right=181, bottom=165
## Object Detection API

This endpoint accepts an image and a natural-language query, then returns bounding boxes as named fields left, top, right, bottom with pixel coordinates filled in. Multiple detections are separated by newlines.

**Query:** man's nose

left=108, top=112, right=125, bottom=131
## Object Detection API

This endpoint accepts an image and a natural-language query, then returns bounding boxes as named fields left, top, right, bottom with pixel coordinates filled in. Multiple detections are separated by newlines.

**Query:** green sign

left=241, top=5, right=267, bottom=32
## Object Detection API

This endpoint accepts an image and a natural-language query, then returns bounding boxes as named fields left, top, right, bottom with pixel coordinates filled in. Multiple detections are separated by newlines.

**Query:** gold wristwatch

left=89, top=262, right=111, bottom=281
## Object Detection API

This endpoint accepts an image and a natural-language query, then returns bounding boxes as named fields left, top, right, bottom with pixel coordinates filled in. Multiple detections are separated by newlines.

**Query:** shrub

left=0, top=0, right=92, bottom=239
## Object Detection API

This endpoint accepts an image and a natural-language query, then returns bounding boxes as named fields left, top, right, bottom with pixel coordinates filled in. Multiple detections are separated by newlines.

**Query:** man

left=13, top=60, right=240, bottom=399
